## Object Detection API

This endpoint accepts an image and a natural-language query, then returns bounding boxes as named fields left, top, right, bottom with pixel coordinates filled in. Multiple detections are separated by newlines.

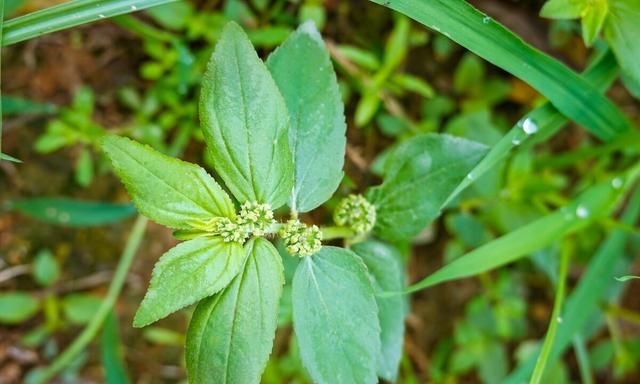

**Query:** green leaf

left=0, top=292, right=40, bottom=324
left=267, top=21, right=346, bottom=213
left=9, top=198, right=136, bottom=227
left=133, top=237, right=245, bottom=328
left=352, top=241, right=406, bottom=382
left=200, top=22, right=293, bottom=208
left=371, top=0, right=631, bottom=141
left=367, top=133, right=488, bottom=241
left=62, top=294, right=102, bottom=325
left=405, top=177, right=628, bottom=293
left=33, top=249, right=60, bottom=287
left=540, top=0, right=584, bottom=19
left=292, top=246, right=380, bottom=384
left=102, top=135, right=234, bottom=229
left=581, top=0, right=608, bottom=46
left=2, top=95, right=57, bottom=115
left=186, top=237, right=284, bottom=384
left=75, top=148, right=94, bottom=187
left=101, top=312, right=131, bottom=384
left=604, top=0, right=640, bottom=86
left=0, top=152, right=21, bottom=162
left=3, top=0, right=179, bottom=47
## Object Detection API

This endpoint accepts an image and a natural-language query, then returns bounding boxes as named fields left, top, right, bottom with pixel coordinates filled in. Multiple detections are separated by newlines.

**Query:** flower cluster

left=236, top=201, right=276, bottom=236
left=279, top=219, right=323, bottom=257
left=333, top=194, right=376, bottom=235
left=212, top=217, right=247, bottom=243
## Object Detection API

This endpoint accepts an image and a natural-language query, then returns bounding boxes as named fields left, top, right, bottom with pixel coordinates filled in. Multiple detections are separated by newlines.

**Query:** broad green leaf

left=133, top=237, right=245, bottom=328
left=186, top=237, right=284, bottom=384
left=292, top=246, right=380, bottom=384
left=62, top=294, right=102, bottom=325
left=371, top=0, right=631, bottom=140
left=33, top=249, right=60, bottom=287
left=604, top=0, right=640, bottom=86
left=352, top=241, right=406, bottom=381
left=102, top=135, right=234, bottom=229
left=540, top=0, right=584, bottom=19
left=200, top=22, right=293, bottom=208
left=0, top=292, right=39, bottom=324
left=101, top=312, right=131, bottom=384
left=9, top=198, right=136, bottom=227
left=405, top=177, right=630, bottom=293
left=367, top=133, right=488, bottom=241
left=506, top=189, right=640, bottom=383
left=581, top=0, right=608, bottom=46
left=267, top=21, right=346, bottom=213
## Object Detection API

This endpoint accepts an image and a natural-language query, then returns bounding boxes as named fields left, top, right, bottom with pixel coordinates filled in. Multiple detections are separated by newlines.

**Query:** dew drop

left=576, top=205, right=589, bottom=219
left=522, top=118, right=538, bottom=135
left=557, top=316, right=563, bottom=324
left=466, top=172, right=474, bottom=181
left=131, top=5, right=137, bottom=10
left=59, top=212, right=71, bottom=223
left=483, top=16, right=491, bottom=24
left=611, top=177, right=623, bottom=189
left=98, top=14, right=106, bottom=18
left=46, top=207, right=57, bottom=218
left=511, top=137, right=522, bottom=146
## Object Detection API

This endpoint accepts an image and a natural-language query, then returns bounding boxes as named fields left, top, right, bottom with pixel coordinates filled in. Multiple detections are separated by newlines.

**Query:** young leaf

left=581, top=0, right=608, bottom=46
left=352, top=240, right=407, bottom=382
left=367, top=133, right=487, bottom=242
left=9, top=198, right=136, bottom=227
left=134, top=237, right=245, bottom=327
left=200, top=22, right=293, bottom=208
left=186, top=237, right=284, bottom=384
left=292, top=247, right=380, bottom=384
left=0, top=292, right=40, bottom=324
left=33, top=249, right=60, bottom=287
left=540, top=0, right=584, bottom=19
left=102, top=135, right=235, bottom=229
left=604, top=0, right=640, bottom=86
left=267, top=21, right=346, bottom=213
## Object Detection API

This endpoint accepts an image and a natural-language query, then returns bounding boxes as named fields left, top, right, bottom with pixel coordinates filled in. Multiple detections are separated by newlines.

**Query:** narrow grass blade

left=369, top=0, right=631, bottom=140
left=530, top=242, right=571, bottom=384
left=505, top=188, right=640, bottom=383
left=445, top=49, right=619, bottom=205
left=8, top=198, right=136, bottom=227
left=2, top=0, right=178, bottom=46
left=403, top=175, right=634, bottom=294
left=0, top=0, right=5, bottom=157
left=101, top=312, right=131, bottom=384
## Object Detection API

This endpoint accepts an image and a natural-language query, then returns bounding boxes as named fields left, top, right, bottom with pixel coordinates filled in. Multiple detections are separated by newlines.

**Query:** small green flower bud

left=333, top=194, right=376, bottom=235
left=237, top=201, right=275, bottom=236
left=213, top=217, right=248, bottom=243
left=279, top=220, right=322, bottom=257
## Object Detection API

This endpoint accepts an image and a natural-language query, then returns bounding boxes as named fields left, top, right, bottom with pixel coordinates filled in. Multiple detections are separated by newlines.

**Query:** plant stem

left=530, top=241, right=572, bottom=384
left=321, top=226, right=356, bottom=240
left=27, top=216, right=148, bottom=384
left=573, top=334, right=594, bottom=384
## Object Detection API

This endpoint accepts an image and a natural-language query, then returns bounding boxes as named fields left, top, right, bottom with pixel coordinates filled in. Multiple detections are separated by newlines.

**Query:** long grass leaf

left=505, top=187, right=640, bottom=383
left=2, top=0, right=178, bottom=46
left=369, top=0, right=631, bottom=140
left=403, top=173, right=636, bottom=294
left=445, top=49, right=619, bottom=205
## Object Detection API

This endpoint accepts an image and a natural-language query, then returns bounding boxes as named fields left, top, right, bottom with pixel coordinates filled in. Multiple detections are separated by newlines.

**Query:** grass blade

left=2, top=0, right=178, bottom=46
left=505, top=187, right=640, bottom=383
left=403, top=173, right=636, bottom=294
left=369, top=0, right=631, bottom=140
left=445, top=49, right=619, bottom=205
left=530, top=242, right=571, bottom=384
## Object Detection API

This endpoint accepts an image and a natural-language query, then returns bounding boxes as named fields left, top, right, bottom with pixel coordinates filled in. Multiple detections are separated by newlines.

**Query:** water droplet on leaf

left=576, top=205, right=589, bottom=219
left=522, top=118, right=538, bottom=135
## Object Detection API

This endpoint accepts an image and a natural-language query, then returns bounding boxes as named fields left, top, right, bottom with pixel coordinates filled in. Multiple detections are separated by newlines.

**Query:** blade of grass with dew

left=25, top=216, right=147, bottom=384
left=445, top=48, right=619, bottom=205
left=2, top=0, right=179, bottom=46
left=530, top=241, right=571, bottom=384
left=505, top=187, right=640, bottom=383
left=403, top=169, right=639, bottom=294
left=368, top=0, right=630, bottom=141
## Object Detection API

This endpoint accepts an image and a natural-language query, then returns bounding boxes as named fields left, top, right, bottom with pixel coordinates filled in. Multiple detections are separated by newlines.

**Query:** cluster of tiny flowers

left=279, top=220, right=322, bottom=257
left=333, top=194, right=376, bottom=235
left=213, top=217, right=248, bottom=243
left=236, top=201, right=276, bottom=237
